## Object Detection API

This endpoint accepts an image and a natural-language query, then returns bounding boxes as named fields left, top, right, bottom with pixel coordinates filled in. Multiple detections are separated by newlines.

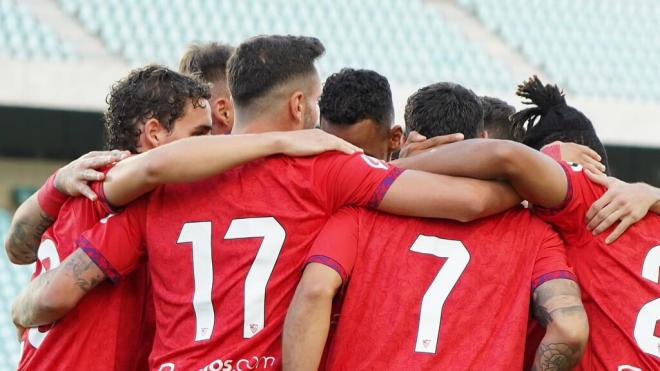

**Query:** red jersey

left=78, top=153, right=403, bottom=370
left=535, top=162, right=660, bottom=370
left=18, top=170, right=154, bottom=371
left=308, top=206, right=576, bottom=370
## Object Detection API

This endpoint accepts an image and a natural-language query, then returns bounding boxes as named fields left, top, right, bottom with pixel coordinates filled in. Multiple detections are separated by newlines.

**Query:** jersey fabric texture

left=535, top=161, right=660, bottom=370
left=78, top=153, right=403, bottom=370
left=308, top=206, right=575, bottom=370
left=18, top=168, right=154, bottom=371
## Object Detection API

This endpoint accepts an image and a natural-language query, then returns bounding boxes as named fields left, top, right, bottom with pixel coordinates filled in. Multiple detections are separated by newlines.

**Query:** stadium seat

left=0, top=208, right=33, bottom=370
left=0, top=0, right=77, bottom=61
left=56, top=0, right=514, bottom=91
left=458, top=0, right=660, bottom=100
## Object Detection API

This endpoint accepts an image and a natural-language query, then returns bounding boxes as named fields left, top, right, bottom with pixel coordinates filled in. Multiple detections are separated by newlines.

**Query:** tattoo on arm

left=532, top=343, right=578, bottom=371
left=7, top=211, right=53, bottom=263
left=63, top=251, right=104, bottom=293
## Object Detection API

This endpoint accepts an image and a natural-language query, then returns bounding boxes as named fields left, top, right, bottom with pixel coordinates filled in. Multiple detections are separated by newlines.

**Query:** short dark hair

left=481, top=96, right=523, bottom=141
left=104, top=65, right=211, bottom=153
left=511, top=75, right=610, bottom=173
left=179, top=42, right=235, bottom=85
left=319, top=68, right=394, bottom=129
left=404, top=82, right=484, bottom=139
left=227, top=35, right=325, bottom=108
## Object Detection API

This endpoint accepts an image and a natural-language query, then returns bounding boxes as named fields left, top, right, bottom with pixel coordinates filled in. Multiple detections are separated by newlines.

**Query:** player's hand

left=54, top=150, right=130, bottom=201
left=545, top=141, right=606, bottom=175
left=398, top=131, right=464, bottom=158
left=276, top=129, right=362, bottom=156
left=584, top=170, right=655, bottom=243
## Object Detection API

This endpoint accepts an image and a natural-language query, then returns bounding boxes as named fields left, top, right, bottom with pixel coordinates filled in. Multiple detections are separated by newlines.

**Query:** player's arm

left=531, top=279, right=588, bottom=371
left=392, top=139, right=568, bottom=209
left=104, top=129, right=360, bottom=207
left=4, top=151, right=127, bottom=264
left=11, top=248, right=106, bottom=330
left=283, top=263, right=342, bottom=371
left=378, top=171, right=521, bottom=222
left=584, top=171, right=660, bottom=243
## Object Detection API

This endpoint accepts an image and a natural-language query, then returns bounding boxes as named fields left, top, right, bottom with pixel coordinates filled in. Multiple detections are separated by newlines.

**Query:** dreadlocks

left=511, top=75, right=610, bottom=174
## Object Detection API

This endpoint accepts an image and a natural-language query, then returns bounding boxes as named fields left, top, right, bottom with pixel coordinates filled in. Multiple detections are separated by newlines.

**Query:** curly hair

left=227, top=35, right=325, bottom=108
left=480, top=96, right=523, bottom=141
left=319, top=68, right=394, bottom=128
left=104, top=65, right=211, bottom=153
left=404, top=82, right=483, bottom=139
left=511, top=75, right=610, bottom=173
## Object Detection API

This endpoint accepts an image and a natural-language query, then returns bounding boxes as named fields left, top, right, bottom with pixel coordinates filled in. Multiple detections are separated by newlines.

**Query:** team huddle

left=4, top=35, right=660, bottom=371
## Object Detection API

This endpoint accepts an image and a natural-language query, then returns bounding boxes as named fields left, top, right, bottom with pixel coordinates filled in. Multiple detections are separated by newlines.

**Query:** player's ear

left=388, top=125, right=404, bottom=153
left=213, top=96, right=234, bottom=134
left=288, top=91, right=305, bottom=127
left=480, top=130, right=489, bottom=139
left=142, top=118, right=166, bottom=149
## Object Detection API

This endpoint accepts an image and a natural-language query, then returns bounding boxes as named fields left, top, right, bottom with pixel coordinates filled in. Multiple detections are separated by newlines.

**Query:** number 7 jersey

left=76, top=152, right=403, bottom=370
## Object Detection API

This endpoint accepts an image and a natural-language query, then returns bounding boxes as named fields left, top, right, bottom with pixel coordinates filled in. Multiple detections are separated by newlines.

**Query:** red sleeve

left=306, top=207, right=360, bottom=284
left=534, top=161, right=607, bottom=237
left=530, top=225, right=577, bottom=291
left=76, top=196, right=148, bottom=283
left=89, top=165, right=127, bottom=214
left=312, top=152, right=405, bottom=213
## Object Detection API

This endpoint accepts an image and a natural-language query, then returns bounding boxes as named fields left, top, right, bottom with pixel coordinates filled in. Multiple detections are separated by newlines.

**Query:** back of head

left=320, top=68, right=394, bottom=129
left=104, top=64, right=210, bottom=153
left=179, top=42, right=235, bottom=92
left=511, top=76, right=610, bottom=172
left=404, top=82, right=484, bottom=139
left=480, top=96, right=523, bottom=141
left=227, top=35, right=325, bottom=110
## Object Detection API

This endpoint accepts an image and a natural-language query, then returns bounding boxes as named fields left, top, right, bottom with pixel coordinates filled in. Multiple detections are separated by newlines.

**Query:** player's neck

left=232, top=119, right=293, bottom=135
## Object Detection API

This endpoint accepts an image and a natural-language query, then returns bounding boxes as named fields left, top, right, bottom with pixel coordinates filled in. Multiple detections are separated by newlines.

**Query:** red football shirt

left=18, top=169, right=154, bottom=371
left=308, top=206, right=575, bottom=370
left=77, top=152, right=404, bottom=370
left=535, top=162, right=660, bottom=370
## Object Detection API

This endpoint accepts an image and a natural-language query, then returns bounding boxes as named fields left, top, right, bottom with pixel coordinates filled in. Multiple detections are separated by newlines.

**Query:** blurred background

left=1, top=0, right=660, bottom=368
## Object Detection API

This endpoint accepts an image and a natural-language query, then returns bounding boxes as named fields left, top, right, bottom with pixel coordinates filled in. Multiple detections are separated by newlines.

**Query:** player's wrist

left=37, top=171, right=69, bottom=219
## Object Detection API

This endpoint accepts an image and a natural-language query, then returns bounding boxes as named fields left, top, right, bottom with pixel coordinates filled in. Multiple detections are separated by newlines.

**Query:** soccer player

left=391, top=77, right=660, bottom=369
left=11, top=35, right=522, bottom=370
left=480, top=95, right=523, bottom=141
left=8, top=64, right=359, bottom=371
left=283, top=205, right=588, bottom=370
left=318, top=68, right=402, bottom=161
left=179, top=42, right=236, bottom=134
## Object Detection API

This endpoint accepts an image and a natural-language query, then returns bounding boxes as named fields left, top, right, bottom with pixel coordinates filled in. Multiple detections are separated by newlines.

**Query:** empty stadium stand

left=0, top=0, right=76, bottom=61
left=0, top=209, right=32, bottom=370
left=458, top=0, right=660, bottom=100
left=57, top=0, right=514, bottom=91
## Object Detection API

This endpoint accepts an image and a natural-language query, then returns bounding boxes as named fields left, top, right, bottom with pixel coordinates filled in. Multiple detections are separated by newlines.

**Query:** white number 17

left=410, top=236, right=470, bottom=354
left=177, top=217, right=285, bottom=342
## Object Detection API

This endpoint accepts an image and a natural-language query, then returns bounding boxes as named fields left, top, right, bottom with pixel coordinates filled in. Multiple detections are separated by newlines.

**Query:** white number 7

left=177, top=217, right=285, bottom=342
left=410, top=236, right=470, bottom=354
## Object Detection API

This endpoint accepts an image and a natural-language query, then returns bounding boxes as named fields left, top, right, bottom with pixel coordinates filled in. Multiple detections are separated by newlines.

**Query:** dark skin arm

left=392, top=139, right=568, bottom=209
left=531, top=279, right=589, bottom=371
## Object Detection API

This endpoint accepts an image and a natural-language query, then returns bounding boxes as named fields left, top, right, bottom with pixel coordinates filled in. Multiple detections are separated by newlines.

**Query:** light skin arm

left=585, top=170, right=660, bottom=243
left=4, top=194, right=54, bottom=264
left=531, top=279, right=589, bottom=371
left=4, top=151, right=127, bottom=264
left=392, top=139, right=568, bottom=209
left=104, top=129, right=360, bottom=207
left=283, top=263, right=342, bottom=371
left=11, top=248, right=106, bottom=336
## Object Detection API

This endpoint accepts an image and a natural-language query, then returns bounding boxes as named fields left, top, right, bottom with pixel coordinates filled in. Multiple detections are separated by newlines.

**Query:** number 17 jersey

left=78, top=152, right=403, bottom=370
